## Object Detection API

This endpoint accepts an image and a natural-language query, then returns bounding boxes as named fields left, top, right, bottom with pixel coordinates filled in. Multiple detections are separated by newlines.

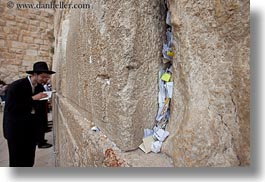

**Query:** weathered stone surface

left=53, top=95, right=173, bottom=167
left=54, top=0, right=164, bottom=151
left=162, top=0, right=250, bottom=167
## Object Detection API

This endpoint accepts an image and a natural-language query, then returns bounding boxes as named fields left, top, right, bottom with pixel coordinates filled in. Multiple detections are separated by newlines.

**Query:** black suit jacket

left=3, top=77, right=44, bottom=141
left=34, top=83, right=48, bottom=142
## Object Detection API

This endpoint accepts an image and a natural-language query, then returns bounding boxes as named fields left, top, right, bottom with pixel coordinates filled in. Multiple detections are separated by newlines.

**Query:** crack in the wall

left=230, top=92, right=238, bottom=123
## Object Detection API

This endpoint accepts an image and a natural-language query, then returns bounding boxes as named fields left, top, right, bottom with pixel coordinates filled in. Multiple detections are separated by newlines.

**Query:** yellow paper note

left=166, top=51, right=174, bottom=57
left=161, top=73, right=171, bottom=82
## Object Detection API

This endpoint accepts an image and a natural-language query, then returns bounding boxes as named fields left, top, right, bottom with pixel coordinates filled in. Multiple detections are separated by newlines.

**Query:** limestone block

left=0, top=19, right=6, bottom=26
left=27, top=44, right=39, bottom=50
left=30, top=20, right=40, bottom=26
left=11, top=41, right=27, bottom=49
left=23, top=55, right=36, bottom=62
left=22, top=59, right=36, bottom=67
left=0, top=33, right=5, bottom=39
left=40, top=22, right=48, bottom=28
left=162, top=0, right=250, bottom=167
left=37, top=50, right=49, bottom=57
left=4, top=14, right=15, bottom=21
left=54, top=95, right=173, bottom=167
left=40, top=45, right=50, bottom=51
left=6, top=65, right=18, bottom=73
left=16, top=17, right=28, bottom=24
left=28, top=25, right=38, bottom=31
left=54, top=0, right=164, bottom=151
left=23, top=36, right=34, bottom=43
left=3, top=52, right=15, bottom=59
left=9, top=59, right=22, bottom=66
left=34, top=38, right=44, bottom=45
left=6, top=20, right=16, bottom=26
left=26, top=49, right=38, bottom=56
left=0, top=40, right=5, bottom=47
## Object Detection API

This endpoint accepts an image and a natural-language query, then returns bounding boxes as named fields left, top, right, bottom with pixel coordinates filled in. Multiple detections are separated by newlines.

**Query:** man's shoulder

left=9, top=77, right=29, bottom=88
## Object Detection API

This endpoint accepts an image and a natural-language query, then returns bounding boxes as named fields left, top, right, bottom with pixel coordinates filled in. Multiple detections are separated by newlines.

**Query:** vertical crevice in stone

left=138, top=0, right=173, bottom=154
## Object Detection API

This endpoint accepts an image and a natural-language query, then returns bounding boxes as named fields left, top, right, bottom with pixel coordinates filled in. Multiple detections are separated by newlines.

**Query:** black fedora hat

left=26, top=61, right=55, bottom=74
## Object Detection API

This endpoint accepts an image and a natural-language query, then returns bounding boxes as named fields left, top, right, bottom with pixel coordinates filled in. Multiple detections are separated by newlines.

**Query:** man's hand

left=32, top=92, right=48, bottom=100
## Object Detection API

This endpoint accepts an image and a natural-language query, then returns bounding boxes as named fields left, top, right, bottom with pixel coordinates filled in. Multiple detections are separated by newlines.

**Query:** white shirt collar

left=27, top=76, right=36, bottom=93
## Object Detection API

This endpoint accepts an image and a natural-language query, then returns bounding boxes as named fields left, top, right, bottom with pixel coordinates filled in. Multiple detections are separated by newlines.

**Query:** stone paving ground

left=0, top=107, right=55, bottom=167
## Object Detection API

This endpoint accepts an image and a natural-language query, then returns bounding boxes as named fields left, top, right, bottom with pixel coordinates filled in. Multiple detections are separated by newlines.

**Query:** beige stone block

left=44, top=39, right=51, bottom=45
left=28, top=25, right=38, bottom=31
left=43, top=9, right=54, bottom=16
left=9, top=27, right=19, bottom=34
left=22, top=60, right=35, bottom=67
left=0, top=40, right=5, bottom=47
left=20, top=30, right=31, bottom=37
left=48, top=23, right=53, bottom=30
left=41, top=11, right=51, bottom=18
left=15, top=54, right=23, bottom=59
left=7, top=59, right=22, bottom=66
left=40, top=45, right=50, bottom=51
left=0, top=5, right=4, bottom=13
left=17, top=23, right=29, bottom=30
left=4, top=76, right=16, bottom=84
left=4, top=14, right=15, bottom=21
left=3, top=52, right=16, bottom=59
left=52, top=0, right=164, bottom=152
left=3, top=27, right=10, bottom=34
left=40, top=22, right=48, bottom=28
left=23, top=36, right=34, bottom=43
left=31, top=10, right=41, bottom=15
left=38, top=51, right=49, bottom=57
left=0, top=33, right=5, bottom=39
left=30, top=32, right=41, bottom=38
left=26, top=49, right=38, bottom=56
left=0, top=48, right=8, bottom=53
left=26, top=13, right=35, bottom=20
left=54, top=96, right=173, bottom=167
left=0, top=19, right=6, bottom=26
left=16, top=10, right=29, bottom=18
left=29, top=20, right=40, bottom=26
left=11, top=41, right=27, bottom=49
left=0, top=67, right=8, bottom=74
left=16, top=17, right=28, bottom=24
left=161, top=0, right=250, bottom=167
left=34, top=38, right=44, bottom=45
left=6, top=20, right=16, bottom=26
left=12, top=75, right=21, bottom=81
left=23, top=55, right=36, bottom=62
left=7, top=34, right=18, bottom=41
left=6, top=65, right=18, bottom=73
left=18, top=66, right=28, bottom=72
left=38, top=57, right=50, bottom=62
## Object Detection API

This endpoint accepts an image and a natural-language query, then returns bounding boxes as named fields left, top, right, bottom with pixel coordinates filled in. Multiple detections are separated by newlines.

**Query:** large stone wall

left=0, top=0, right=54, bottom=83
left=53, top=0, right=250, bottom=167
left=162, top=0, right=250, bottom=166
